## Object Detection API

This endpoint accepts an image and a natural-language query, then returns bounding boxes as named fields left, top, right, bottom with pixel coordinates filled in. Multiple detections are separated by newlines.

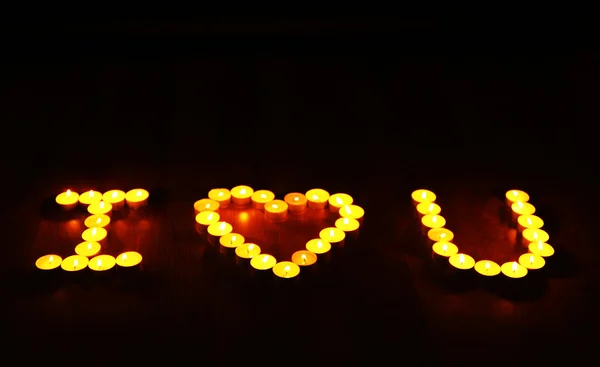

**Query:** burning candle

left=78, top=190, right=102, bottom=205
left=335, top=217, right=360, bottom=239
left=103, top=189, right=126, bottom=210
left=61, top=255, right=89, bottom=272
left=522, top=228, right=549, bottom=246
left=305, top=188, right=330, bottom=210
left=517, top=215, right=544, bottom=231
left=116, top=251, right=143, bottom=268
left=411, top=189, right=436, bottom=206
left=55, top=189, right=79, bottom=210
left=284, top=192, right=308, bottom=213
left=235, top=243, right=261, bottom=260
left=230, top=185, right=254, bottom=206
left=219, top=233, right=245, bottom=249
left=84, top=214, right=111, bottom=228
left=88, top=200, right=113, bottom=216
left=518, top=253, right=545, bottom=271
left=421, top=214, right=446, bottom=233
left=125, top=188, right=149, bottom=210
left=264, top=200, right=289, bottom=221
left=306, top=238, right=331, bottom=256
left=474, top=260, right=501, bottom=277
left=500, top=261, right=528, bottom=279
left=194, top=198, right=220, bottom=215
left=74, top=241, right=101, bottom=257
left=328, top=193, right=353, bottom=213
left=82, top=227, right=108, bottom=243
left=35, top=254, right=62, bottom=270
left=251, top=190, right=275, bottom=210
left=505, top=189, right=530, bottom=206
left=339, top=204, right=365, bottom=223
left=207, top=221, right=233, bottom=238
left=528, top=241, right=555, bottom=257
left=416, top=202, right=441, bottom=217
left=449, top=253, right=475, bottom=271
left=273, top=261, right=300, bottom=279
left=511, top=201, right=536, bottom=220
left=431, top=241, right=458, bottom=263
left=292, top=250, right=317, bottom=268
left=195, top=211, right=220, bottom=231
left=88, top=254, right=116, bottom=271
left=208, top=188, right=231, bottom=208
left=427, top=228, right=454, bottom=243
left=250, top=254, right=277, bottom=271
left=319, top=227, right=345, bottom=248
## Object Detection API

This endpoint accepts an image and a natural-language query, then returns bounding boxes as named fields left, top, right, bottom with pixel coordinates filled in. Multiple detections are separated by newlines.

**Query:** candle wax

left=528, top=241, right=555, bottom=257
left=284, top=192, right=308, bottom=212
left=339, top=204, right=365, bottom=221
left=306, top=239, right=332, bottom=254
left=328, top=193, right=353, bottom=213
left=501, top=262, right=528, bottom=279
left=250, top=254, right=277, bottom=270
left=116, top=251, right=143, bottom=267
left=35, top=254, right=62, bottom=270
left=84, top=214, right=111, bottom=228
left=56, top=190, right=79, bottom=206
left=207, top=221, right=233, bottom=237
left=103, top=189, right=126, bottom=205
left=335, top=217, right=360, bottom=232
left=74, top=241, right=101, bottom=257
left=194, top=198, right=220, bottom=214
left=474, top=260, right=501, bottom=276
left=273, top=261, right=301, bottom=279
left=264, top=199, right=289, bottom=220
left=411, top=189, right=436, bottom=204
left=432, top=241, right=458, bottom=257
left=251, top=190, right=275, bottom=209
left=219, top=233, right=246, bottom=248
left=319, top=227, right=345, bottom=245
left=305, top=188, right=330, bottom=209
left=421, top=214, right=446, bottom=229
left=87, top=201, right=113, bottom=216
left=125, top=188, right=149, bottom=203
left=82, top=227, right=108, bottom=242
left=518, top=253, right=546, bottom=270
left=292, top=250, right=318, bottom=266
left=208, top=188, right=231, bottom=207
left=517, top=215, right=544, bottom=230
left=61, top=255, right=89, bottom=272
left=522, top=228, right=549, bottom=244
left=505, top=189, right=530, bottom=204
left=416, top=202, right=441, bottom=216
left=428, top=228, right=454, bottom=242
left=89, top=254, right=116, bottom=271
left=511, top=201, right=536, bottom=216
left=196, top=211, right=220, bottom=226
left=78, top=190, right=102, bottom=205
left=235, top=243, right=261, bottom=259
left=448, top=253, right=475, bottom=270
left=230, top=185, right=254, bottom=205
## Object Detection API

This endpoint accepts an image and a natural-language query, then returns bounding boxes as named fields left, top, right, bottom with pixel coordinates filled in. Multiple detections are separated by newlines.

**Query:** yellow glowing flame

left=99, top=201, right=105, bottom=208
left=122, top=254, right=127, bottom=261
left=89, top=190, right=94, bottom=197
left=329, top=229, right=335, bottom=238
left=440, top=233, right=446, bottom=239
left=74, top=259, right=79, bottom=268
left=96, top=217, right=101, bottom=224
left=485, top=261, right=490, bottom=270
left=284, top=265, right=290, bottom=274
left=240, top=188, right=246, bottom=195
left=512, top=262, right=518, bottom=272
left=87, top=242, right=92, bottom=250
left=442, top=243, right=448, bottom=253
left=346, top=206, right=352, bottom=215
left=207, top=213, right=214, bottom=220
left=97, top=259, right=102, bottom=267
left=343, top=218, right=349, bottom=225
left=112, top=191, right=118, bottom=198
left=529, top=255, right=534, bottom=264
left=459, top=254, right=465, bottom=265
left=66, top=189, right=72, bottom=196
left=49, top=255, right=54, bottom=263
left=294, top=196, right=299, bottom=201
left=262, top=255, right=269, bottom=263
left=136, top=190, right=142, bottom=196
left=336, top=197, right=342, bottom=204
left=219, top=222, right=226, bottom=231
left=421, top=191, right=426, bottom=199
left=537, top=242, right=543, bottom=251
left=312, top=194, right=318, bottom=200
left=272, top=204, right=279, bottom=209
left=527, top=217, right=532, bottom=225
left=92, top=228, right=97, bottom=236
left=317, top=240, right=323, bottom=249
left=231, top=235, right=237, bottom=243
left=218, top=191, right=223, bottom=197
left=301, top=254, right=307, bottom=264
left=517, top=201, right=524, bottom=208
left=432, top=215, right=437, bottom=223
left=260, top=193, right=266, bottom=199
left=512, top=190, right=518, bottom=197
left=205, top=203, right=210, bottom=209
left=248, top=244, right=255, bottom=251
left=428, top=203, right=434, bottom=212
left=533, top=231, right=539, bottom=240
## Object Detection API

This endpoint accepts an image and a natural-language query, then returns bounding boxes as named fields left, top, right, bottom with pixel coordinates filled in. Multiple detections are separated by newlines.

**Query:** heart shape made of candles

left=194, top=186, right=364, bottom=280
left=412, top=189, right=554, bottom=282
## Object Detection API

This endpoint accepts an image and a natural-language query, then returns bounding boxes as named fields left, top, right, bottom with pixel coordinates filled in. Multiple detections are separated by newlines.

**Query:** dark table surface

left=2, top=17, right=598, bottom=365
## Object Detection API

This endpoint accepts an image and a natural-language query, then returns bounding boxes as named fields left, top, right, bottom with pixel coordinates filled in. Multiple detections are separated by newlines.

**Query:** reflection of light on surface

left=239, top=212, right=249, bottom=222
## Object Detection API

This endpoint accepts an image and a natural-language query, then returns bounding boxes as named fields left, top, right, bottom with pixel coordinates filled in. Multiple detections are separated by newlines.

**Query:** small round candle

left=208, top=188, right=231, bottom=208
left=292, top=250, right=317, bottom=267
left=522, top=228, right=549, bottom=244
left=474, top=260, right=501, bottom=277
left=196, top=211, right=220, bottom=226
left=518, top=253, right=545, bottom=270
left=219, top=233, right=245, bottom=249
left=194, top=198, right=220, bottom=214
left=61, top=255, right=88, bottom=272
left=284, top=192, right=308, bottom=213
left=207, top=221, right=233, bottom=237
left=448, top=253, right=475, bottom=270
left=339, top=204, right=365, bottom=221
left=78, top=190, right=102, bottom=205
left=103, top=189, right=126, bottom=210
left=501, top=261, right=528, bottom=279
left=89, top=254, right=116, bottom=271
left=416, top=202, right=441, bottom=217
left=319, top=227, right=345, bottom=247
left=421, top=214, right=446, bottom=230
left=411, top=189, right=436, bottom=205
left=264, top=200, right=288, bottom=221
left=235, top=243, right=261, bottom=259
left=328, top=193, right=353, bottom=213
left=84, top=214, right=111, bottom=228
left=75, top=241, right=101, bottom=257
left=82, top=227, right=107, bottom=243
left=88, top=201, right=113, bottom=216
left=335, top=217, right=360, bottom=238
left=35, top=254, right=62, bottom=270
left=116, top=251, right=142, bottom=267
left=251, top=190, right=275, bottom=210
left=250, top=254, right=277, bottom=270
left=125, top=188, right=149, bottom=209
left=505, top=189, right=530, bottom=206
left=273, top=261, right=300, bottom=279
left=428, top=228, right=454, bottom=242
left=511, top=201, right=536, bottom=219
left=528, top=241, right=555, bottom=257
left=306, top=238, right=331, bottom=255
left=517, top=215, right=544, bottom=231
left=56, top=189, right=79, bottom=209
left=432, top=241, right=458, bottom=258
left=231, top=185, right=254, bottom=206
left=305, top=188, right=330, bottom=210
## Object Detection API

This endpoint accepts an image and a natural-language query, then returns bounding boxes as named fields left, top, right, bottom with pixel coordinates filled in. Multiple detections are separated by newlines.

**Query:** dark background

left=2, top=16, right=599, bottom=364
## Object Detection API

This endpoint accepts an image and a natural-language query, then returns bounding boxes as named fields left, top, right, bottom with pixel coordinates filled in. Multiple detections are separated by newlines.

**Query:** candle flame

left=346, top=206, right=352, bottom=215
left=512, top=190, right=518, bottom=197
left=440, top=233, right=446, bottom=239
left=284, top=265, right=290, bottom=274
left=312, top=194, right=318, bottom=200
left=537, top=241, right=543, bottom=251
left=248, top=244, right=255, bottom=251
left=301, top=254, right=307, bottom=264
left=527, top=217, right=532, bottom=225
left=336, top=197, right=342, bottom=204
left=96, top=217, right=102, bottom=224
left=122, top=253, right=127, bottom=261
left=432, top=215, right=437, bottom=223
left=49, top=255, right=54, bottom=263
left=533, top=231, right=539, bottom=240
left=317, top=240, right=323, bottom=249
left=112, top=191, right=118, bottom=198
left=218, top=191, right=223, bottom=197
left=240, top=188, right=246, bottom=195
left=92, top=227, right=97, bottom=236
left=329, top=229, right=335, bottom=238
left=294, top=196, right=299, bottom=201
left=262, top=255, right=269, bottom=263
left=428, top=203, right=434, bottom=212
left=219, top=222, right=226, bottom=231
left=97, top=259, right=102, bottom=267
left=442, top=243, right=448, bottom=253
left=87, top=242, right=92, bottom=250
left=66, top=189, right=71, bottom=196
left=74, top=259, right=79, bottom=268
left=136, top=190, right=142, bottom=196
left=529, top=255, right=534, bottom=264
left=343, top=218, right=349, bottom=225
left=421, top=191, right=426, bottom=199
left=459, top=254, right=464, bottom=265
left=99, top=201, right=105, bottom=208
left=207, top=213, right=214, bottom=220
left=231, top=235, right=237, bottom=243
left=512, top=262, right=518, bottom=272
left=205, top=203, right=210, bottom=209
left=272, top=204, right=278, bottom=209
left=89, top=190, right=94, bottom=197
left=485, top=261, right=490, bottom=270
left=517, top=201, right=524, bottom=208
left=260, top=193, right=266, bottom=199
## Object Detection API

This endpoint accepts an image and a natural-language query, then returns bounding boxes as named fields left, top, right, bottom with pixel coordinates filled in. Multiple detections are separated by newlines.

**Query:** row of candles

left=35, top=189, right=148, bottom=273
left=412, top=189, right=555, bottom=279
left=194, top=185, right=365, bottom=280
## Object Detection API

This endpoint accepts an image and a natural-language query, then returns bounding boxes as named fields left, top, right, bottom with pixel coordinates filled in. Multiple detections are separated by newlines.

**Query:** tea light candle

left=411, top=189, right=436, bottom=206
left=528, top=241, right=555, bottom=257
left=194, top=198, right=220, bottom=214
left=208, top=188, right=231, bottom=208
left=416, top=202, right=441, bottom=217
left=196, top=211, right=220, bottom=230
left=284, top=193, right=308, bottom=213
left=88, top=201, right=112, bottom=216
left=421, top=214, right=446, bottom=231
left=74, top=241, right=101, bottom=257
left=116, top=251, right=143, bottom=268
left=250, top=254, right=277, bottom=271
left=84, top=214, right=111, bottom=228
left=82, top=227, right=107, bottom=243
left=103, top=189, right=126, bottom=210
left=339, top=205, right=365, bottom=222
left=511, top=201, right=536, bottom=219
left=219, top=233, right=245, bottom=249
left=306, top=238, right=331, bottom=255
left=251, top=190, right=275, bottom=210
left=428, top=228, right=454, bottom=243
left=264, top=200, right=288, bottom=221
left=88, top=254, right=116, bottom=271
left=431, top=241, right=458, bottom=263
left=231, top=185, right=254, bottom=206
left=125, top=188, right=149, bottom=209
left=292, top=250, right=318, bottom=267
left=35, top=254, right=62, bottom=270
left=522, top=228, right=549, bottom=245
left=501, top=261, right=528, bottom=279
left=474, top=260, right=501, bottom=277
left=517, top=215, right=544, bottom=231
left=56, top=189, right=79, bottom=210
left=319, top=227, right=345, bottom=247
left=448, top=253, right=475, bottom=271
left=328, top=193, right=353, bottom=213
left=273, top=261, right=300, bottom=279
left=235, top=243, right=261, bottom=259
left=518, top=253, right=545, bottom=271
left=207, top=221, right=233, bottom=238
left=79, top=190, right=102, bottom=205
left=61, top=255, right=88, bottom=272
left=305, top=188, right=330, bottom=210
left=505, top=189, right=530, bottom=206
left=335, top=217, right=360, bottom=239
